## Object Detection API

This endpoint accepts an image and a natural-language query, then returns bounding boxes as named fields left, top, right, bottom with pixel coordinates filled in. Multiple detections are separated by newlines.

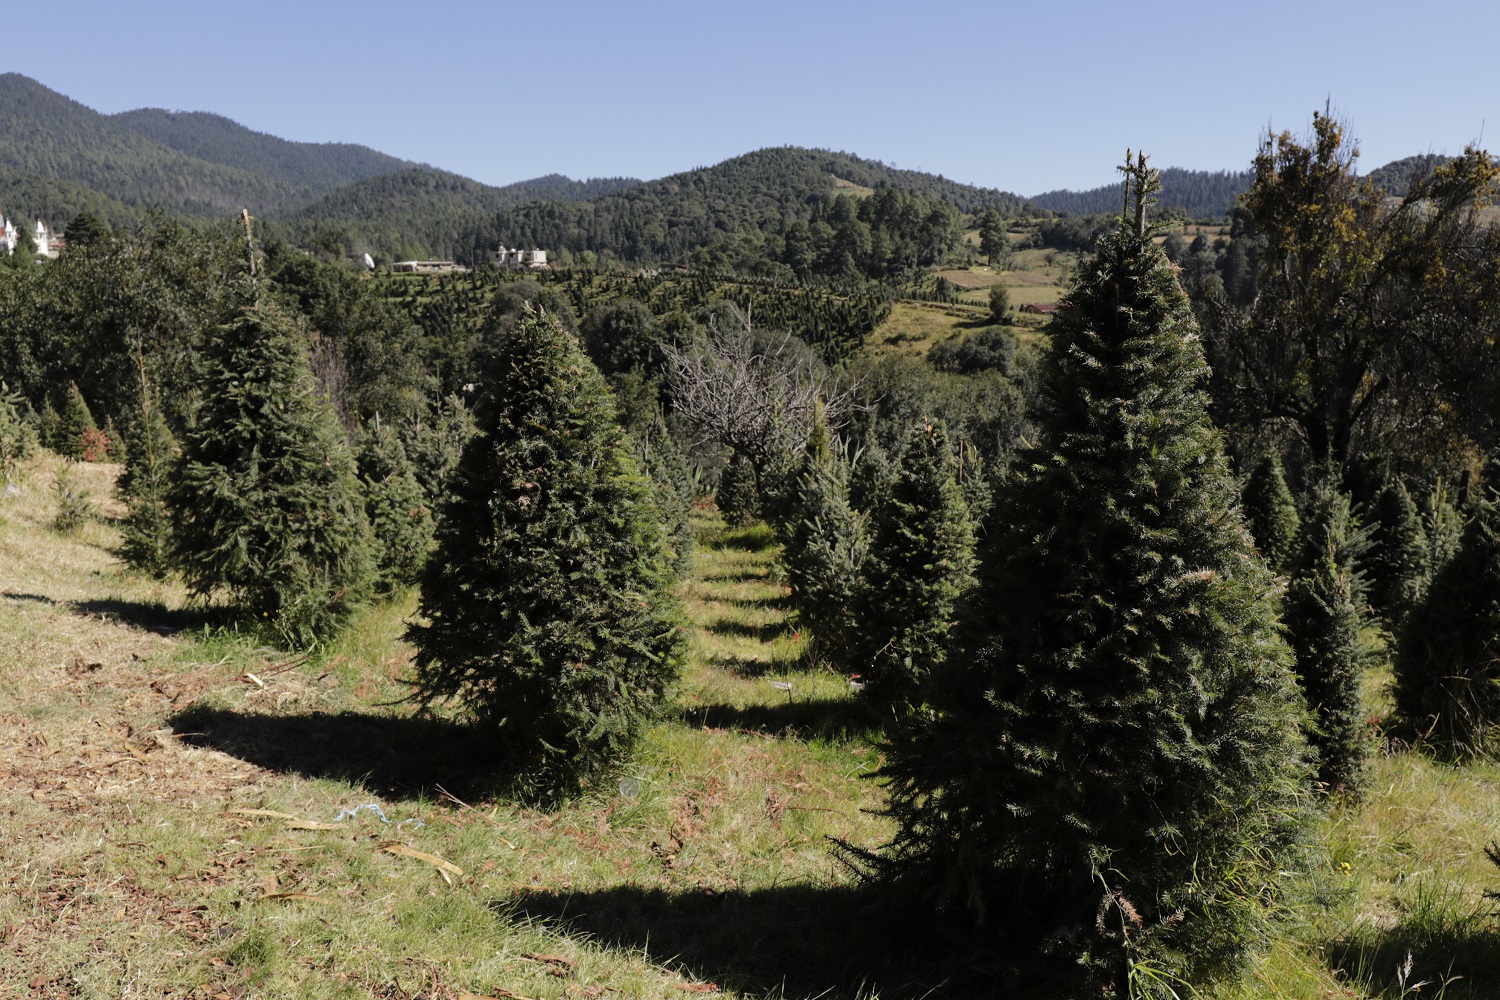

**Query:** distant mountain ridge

left=1029, top=168, right=1255, bottom=219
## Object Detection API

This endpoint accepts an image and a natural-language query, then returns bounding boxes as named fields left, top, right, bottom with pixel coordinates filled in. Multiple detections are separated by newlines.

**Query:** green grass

left=8, top=458, right=1500, bottom=998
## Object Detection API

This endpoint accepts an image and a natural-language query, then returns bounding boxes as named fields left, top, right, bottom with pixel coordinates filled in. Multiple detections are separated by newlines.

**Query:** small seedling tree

left=118, top=386, right=178, bottom=578
left=407, top=309, right=687, bottom=799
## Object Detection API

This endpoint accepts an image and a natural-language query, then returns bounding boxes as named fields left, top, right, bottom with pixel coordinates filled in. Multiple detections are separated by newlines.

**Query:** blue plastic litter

left=331, top=803, right=424, bottom=828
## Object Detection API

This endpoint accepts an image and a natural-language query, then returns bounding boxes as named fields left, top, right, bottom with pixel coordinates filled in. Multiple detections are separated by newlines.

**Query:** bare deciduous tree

left=662, top=305, right=859, bottom=476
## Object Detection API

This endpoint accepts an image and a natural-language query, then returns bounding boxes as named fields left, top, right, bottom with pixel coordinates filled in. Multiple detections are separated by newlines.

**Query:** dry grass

left=8, top=454, right=1500, bottom=998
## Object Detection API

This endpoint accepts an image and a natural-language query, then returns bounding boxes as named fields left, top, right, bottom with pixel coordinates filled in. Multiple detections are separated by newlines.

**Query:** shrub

left=52, top=460, right=96, bottom=533
left=407, top=310, right=687, bottom=799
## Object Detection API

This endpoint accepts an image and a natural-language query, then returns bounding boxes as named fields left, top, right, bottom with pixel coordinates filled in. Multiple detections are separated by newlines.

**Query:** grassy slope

left=5, top=458, right=1500, bottom=998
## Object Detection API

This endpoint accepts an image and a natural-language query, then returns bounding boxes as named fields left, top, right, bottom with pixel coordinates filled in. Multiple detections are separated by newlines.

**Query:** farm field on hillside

left=3, top=457, right=1500, bottom=998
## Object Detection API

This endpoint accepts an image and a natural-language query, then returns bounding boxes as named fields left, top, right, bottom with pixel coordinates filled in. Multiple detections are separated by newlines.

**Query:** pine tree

left=635, top=410, right=695, bottom=579
left=1368, top=476, right=1428, bottom=624
left=407, top=309, right=687, bottom=799
left=36, top=401, right=62, bottom=455
left=1284, top=474, right=1371, bottom=795
left=118, top=390, right=178, bottom=578
left=0, top=380, right=36, bottom=493
left=783, top=449, right=868, bottom=669
left=169, top=300, right=374, bottom=647
left=716, top=451, right=759, bottom=527
left=866, top=156, right=1309, bottom=994
left=356, top=418, right=434, bottom=592
left=52, top=459, right=95, bottom=533
left=1242, top=449, right=1300, bottom=573
left=854, top=421, right=976, bottom=711
left=57, top=383, right=97, bottom=461
left=1395, top=488, right=1500, bottom=756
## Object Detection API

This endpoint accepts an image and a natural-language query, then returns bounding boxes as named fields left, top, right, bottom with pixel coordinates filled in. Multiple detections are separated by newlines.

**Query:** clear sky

left=11, top=0, right=1497, bottom=196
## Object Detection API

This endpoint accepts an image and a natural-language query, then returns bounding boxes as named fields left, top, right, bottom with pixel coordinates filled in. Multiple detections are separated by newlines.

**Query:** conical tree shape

left=716, top=451, right=759, bottom=527
left=784, top=448, right=867, bottom=669
left=357, top=418, right=434, bottom=592
left=1368, top=476, right=1428, bottom=624
left=407, top=310, right=687, bottom=799
left=1242, top=449, right=1300, bottom=573
left=871, top=161, right=1309, bottom=993
left=855, top=420, right=976, bottom=712
left=118, top=391, right=179, bottom=578
left=169, top=301, right=374, bottom=646
left=0, top=380, right=36, bottom=492
left=635, top=409, right=695, bottom=579
left=1284, top=474, right=1371, bottom=795
left=1395, top=489, right=1500, bottom=756
left=57, top=382, right=97, bottom=461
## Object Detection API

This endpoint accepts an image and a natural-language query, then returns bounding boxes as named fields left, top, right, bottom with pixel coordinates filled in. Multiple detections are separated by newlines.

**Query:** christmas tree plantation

left=169, top=299, right=374, bottom=646
left=868, top=157, right=1310, bottom=994
left=407, top=309, right=687, bottom=800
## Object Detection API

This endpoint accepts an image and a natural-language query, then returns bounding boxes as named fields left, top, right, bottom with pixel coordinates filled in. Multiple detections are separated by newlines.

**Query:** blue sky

left=12, top=1, right=1497, bottom=195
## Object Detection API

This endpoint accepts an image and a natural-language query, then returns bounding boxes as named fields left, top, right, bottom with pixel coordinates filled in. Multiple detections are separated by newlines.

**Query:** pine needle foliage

left=117, top=391, right=178, bottom=578
left=716, top=451, right=760, bottom=527
left=854, top=420, right=976, bottom=712
left=1284, top=474, right=1372, bottom=796
left=783, top=449, right=868, bottom=670
left=57, top=382, right=98, bottom=461
left=1242, top=449, right=1301, bottom=573
left=635, top=410, right=695, bottom=579
left=1368, top=476, right=1428, bottom=625
left=1395, top=488, right=1500, bottom=757
left=867, top=155, right=1310, bottom=994
left=0, top=380, right=36, bottom=492
left=52, top=459, right=95, bottom=533
left=406, top=310, right=687, bottom=800
left=169, top=301, right=374, bottom=647
left=356, top=419, right=434, bottom=592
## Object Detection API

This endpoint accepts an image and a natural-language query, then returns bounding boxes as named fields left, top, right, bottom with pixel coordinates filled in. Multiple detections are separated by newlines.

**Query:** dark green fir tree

left=407, top=309, right=687, bottom=799
left=783, top=446, right=868, bottom=670
left=169, top=290, right=374, bottom=647
left=57, top=383, right=98, bottom=461
left=635, top=409, right=695, bottom=578
left=118, top=389, right=179, bottom=578
left=865, top=155, right=1309, bottom=995
left=356, top=418, right=434, bottom=592
left=0, top=380, right=36, bottom=492
left=1368, top=475, right=1428, bottom=625
left=1395, top=487, right=1500, bottom=757
left=1284, top=474, right=1372, bottom=796
left=1242, top=449, right=1300, bottom=573
left=716, top=451, right=760, bottom=527
left=854, top=420, right=976, bottom=711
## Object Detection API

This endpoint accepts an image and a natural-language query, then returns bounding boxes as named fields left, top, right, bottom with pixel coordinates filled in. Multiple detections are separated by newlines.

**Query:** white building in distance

left=493, top=244, right=548, bottom=270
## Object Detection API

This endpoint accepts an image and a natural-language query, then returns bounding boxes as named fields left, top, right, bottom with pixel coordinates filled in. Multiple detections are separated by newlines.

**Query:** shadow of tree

left=1324, top=918, right=1500, bottom=999
left=704, top=617, right=789, bottom=643
left=680, top=697, right=875, bottom=743
left=169, top=705, right=499, bottom=801
left=70, top=598, right=208, bottom=634
left=501, top=882, right=1013, bottom=999
left=2, top=590, right=57, bottom=605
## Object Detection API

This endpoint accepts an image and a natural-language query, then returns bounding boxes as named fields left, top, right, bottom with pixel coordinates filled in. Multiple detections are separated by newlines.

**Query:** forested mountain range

left=1029, top=168, right=1255, bottom=219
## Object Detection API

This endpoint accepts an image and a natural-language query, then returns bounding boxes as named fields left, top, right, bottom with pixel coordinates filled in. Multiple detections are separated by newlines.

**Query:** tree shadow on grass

left=703, top=617, right=789, bottom=643
left=1323, top=914, right=1500, bottom=998
left=501, top=882, right=1016, bottom=999
left=169, top=704, right=499, bottom=802
left=680, top=697, right=876, bottom=743
left=70, top=598, right=210, bottom=635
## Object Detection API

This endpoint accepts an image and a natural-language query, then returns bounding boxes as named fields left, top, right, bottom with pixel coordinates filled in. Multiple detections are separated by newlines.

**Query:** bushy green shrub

left=52, top=460, right=96, bottom=533
left=867, top=175, right=1310, bottom=994
left=407, top=310, right=687, bottom=799
left=169, top=301, right=374, bottom=647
